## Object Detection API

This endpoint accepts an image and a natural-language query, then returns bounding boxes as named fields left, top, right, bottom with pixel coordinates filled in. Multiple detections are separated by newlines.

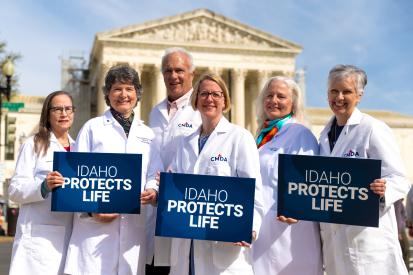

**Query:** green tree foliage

left=0, top=40, right=21, bottom=97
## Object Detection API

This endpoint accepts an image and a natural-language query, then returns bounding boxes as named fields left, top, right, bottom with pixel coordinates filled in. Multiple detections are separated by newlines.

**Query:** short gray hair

left=161, top=47, right=195, bottom=73
left=102, top=65, right=142, bottom=106
left=255, top=76, right=304, bottom=135
left=328, top=64, right=367, bottom=96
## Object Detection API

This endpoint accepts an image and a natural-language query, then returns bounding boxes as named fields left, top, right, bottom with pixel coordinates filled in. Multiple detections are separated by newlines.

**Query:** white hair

left=255, top=76, right=305, bottom=136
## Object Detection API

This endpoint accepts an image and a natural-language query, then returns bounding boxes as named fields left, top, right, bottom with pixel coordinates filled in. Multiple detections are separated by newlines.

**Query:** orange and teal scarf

left=256, top=114, right=292, bottom=148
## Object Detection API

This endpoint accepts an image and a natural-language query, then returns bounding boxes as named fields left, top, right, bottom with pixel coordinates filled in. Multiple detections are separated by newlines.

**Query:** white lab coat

left=319, top=108, right=410, bottom=275
left=147, top=94, right=201, bottom=265
left=64, top=110, right=162, bottom=275
left=8, top=134, right=74, bottom=275
left=253, top=120, right=323, bottom=275
left=169, top=116, right=264, bottom=275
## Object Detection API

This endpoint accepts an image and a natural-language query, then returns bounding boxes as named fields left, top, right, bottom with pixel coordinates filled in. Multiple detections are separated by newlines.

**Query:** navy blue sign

left=278, top=154, right=381, bottom=227
left=52, top=152, right=142, bottom=214
left=156, top=172, right=255, bottom=243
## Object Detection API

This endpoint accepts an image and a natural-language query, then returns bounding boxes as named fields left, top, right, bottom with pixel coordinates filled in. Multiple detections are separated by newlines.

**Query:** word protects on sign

left=167, top=187, right=244, bottom=229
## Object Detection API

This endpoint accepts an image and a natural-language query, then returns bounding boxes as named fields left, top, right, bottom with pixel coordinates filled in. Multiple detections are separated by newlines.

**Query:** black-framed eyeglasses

left=49, top=106, right=76, bottom=115
left=199, top=91, right=224, bottom=99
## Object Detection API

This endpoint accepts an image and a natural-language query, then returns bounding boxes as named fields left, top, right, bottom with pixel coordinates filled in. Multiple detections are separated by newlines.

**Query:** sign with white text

left=156, top=172, right=255, bottom=243
left=277, top=154, right=381, bottom=227
left=52, top=152, right=142, bottom=214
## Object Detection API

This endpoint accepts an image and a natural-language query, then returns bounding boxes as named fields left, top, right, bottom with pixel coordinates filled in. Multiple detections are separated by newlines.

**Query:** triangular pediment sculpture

left=97, top=9, right=301, bottom=52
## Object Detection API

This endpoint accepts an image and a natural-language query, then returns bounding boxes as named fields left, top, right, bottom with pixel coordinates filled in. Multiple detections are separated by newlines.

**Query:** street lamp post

left=0, top=59, right=14, bottom=148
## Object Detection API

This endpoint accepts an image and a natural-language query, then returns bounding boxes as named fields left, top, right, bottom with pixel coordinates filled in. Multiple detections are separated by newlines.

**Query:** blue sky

left=2, top=0, right=413, bottom=115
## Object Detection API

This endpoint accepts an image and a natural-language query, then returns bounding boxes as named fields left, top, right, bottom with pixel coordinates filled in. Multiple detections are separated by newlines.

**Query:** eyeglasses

left=199, top=91, right=224, bottom=99
left=49, top=106, right=76, bottom=115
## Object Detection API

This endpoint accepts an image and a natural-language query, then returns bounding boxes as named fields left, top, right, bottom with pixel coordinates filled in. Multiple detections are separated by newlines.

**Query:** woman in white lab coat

left=319, top=65, right=410, bottom=275
left=252, top=77, right=323, bottom=275
left=169, top=73, right=264, bottom=275
left=9, top=91, right=76, bottom=274
left=64, top=65, right=162, bottom=275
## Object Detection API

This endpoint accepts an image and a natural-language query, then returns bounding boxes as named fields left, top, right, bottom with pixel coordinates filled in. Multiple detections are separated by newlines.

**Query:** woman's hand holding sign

left=233, top=231, right=257, bottom=248
left=45, top=171, right=65, bottom=191
left=277, top=215, right=298, bottom=225
left=92, top=213, right=119, bottom=223
left=370, top=178, right=386, bottom=198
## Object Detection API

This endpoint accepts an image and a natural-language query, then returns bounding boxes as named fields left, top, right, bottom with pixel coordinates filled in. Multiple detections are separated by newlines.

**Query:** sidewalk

left=0, top=236, right=13, bottom=275
left=0, top=237, right=13, bottom=243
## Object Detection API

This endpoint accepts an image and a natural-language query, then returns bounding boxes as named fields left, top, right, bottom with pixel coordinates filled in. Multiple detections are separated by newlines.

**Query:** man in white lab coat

left=146, top=47, right=201, bottom=274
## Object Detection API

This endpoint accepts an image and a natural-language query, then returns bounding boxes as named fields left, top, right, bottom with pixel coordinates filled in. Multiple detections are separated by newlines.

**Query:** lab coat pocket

left=346, top=226, right=390, bottom=264
left=31, top=224, right=65, bottom=267
left=36, top=155, right=53, bottom=175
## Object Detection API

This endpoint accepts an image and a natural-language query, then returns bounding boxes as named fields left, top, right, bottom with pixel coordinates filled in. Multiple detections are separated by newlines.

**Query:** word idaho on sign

left=156, top=172, right=255, bottom=243
left=277, top=154, right=381, bottom=227
left=52, top=152, right=142, bottom=214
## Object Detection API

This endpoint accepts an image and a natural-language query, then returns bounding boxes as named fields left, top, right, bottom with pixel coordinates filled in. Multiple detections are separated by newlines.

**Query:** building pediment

left=97, top=9, right=301, bottom=53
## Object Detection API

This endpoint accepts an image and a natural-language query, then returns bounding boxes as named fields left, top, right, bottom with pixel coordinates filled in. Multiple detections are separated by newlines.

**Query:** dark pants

left=400, top=230, right=410, bottom=271
left=145, top=258, right=170, bottom=275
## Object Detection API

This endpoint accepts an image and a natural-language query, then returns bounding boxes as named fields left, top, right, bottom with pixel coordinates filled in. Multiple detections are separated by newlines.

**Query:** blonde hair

left=191, top=73, right=231, bottom=113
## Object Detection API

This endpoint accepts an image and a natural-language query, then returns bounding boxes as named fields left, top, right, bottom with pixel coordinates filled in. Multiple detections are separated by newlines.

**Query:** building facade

left=0, top=95, right=44, bottom=205
left=73, top=8, right=302, bottom=135
left=67, top=8, right=413, bottom=182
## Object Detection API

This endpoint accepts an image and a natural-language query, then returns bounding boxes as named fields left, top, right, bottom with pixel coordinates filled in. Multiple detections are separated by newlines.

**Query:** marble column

left=257, top=70, right=270, bottom=92
left=230, top=68, right=246, bottom=127
left=96, top=62, right=114, bottom=116
left=153, top=64, right=166, bottom=107
left=208, top=67, right=223, bottom=77
left=253, top=70, right=271, bottom=133
left=131, top=63, right=144, bottom=120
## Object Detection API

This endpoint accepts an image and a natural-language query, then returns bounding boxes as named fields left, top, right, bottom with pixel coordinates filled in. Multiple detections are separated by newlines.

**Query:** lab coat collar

left=196, top=115, right=231, bottom=137
left=158, top=89, right=194, bottom=122
left=169, top=89, right=193, bottom=109
left=102, top=109, right=144, bottom=126
left=321, top=108, right=362, bottom=137
left=50, top=132, right=75, bottom=150
left=346, top=107, right=362, bottom=126
left=188, top=115, right=230, bottom=156
left=213, top=116, right=231, bottom=135
left=320, top=108, right=362, bottom=154
left=273, top=117, right=295, bottom=137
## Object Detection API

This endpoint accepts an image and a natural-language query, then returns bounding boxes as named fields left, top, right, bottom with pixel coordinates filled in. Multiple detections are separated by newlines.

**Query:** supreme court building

left=74, top=8, right=301, bottom=135
left=68, top=9, right=413, bottom=182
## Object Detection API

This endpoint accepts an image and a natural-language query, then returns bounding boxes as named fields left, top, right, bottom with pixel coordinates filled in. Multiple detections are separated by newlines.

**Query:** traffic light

left=5, top=115, right=16, bottom=160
